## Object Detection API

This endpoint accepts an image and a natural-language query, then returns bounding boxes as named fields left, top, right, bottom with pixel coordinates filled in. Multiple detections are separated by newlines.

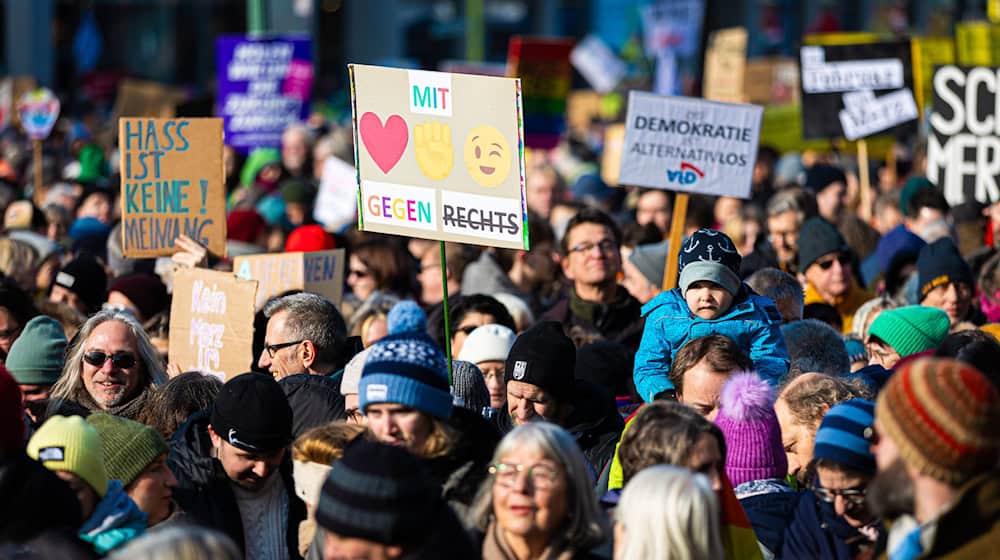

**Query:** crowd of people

left=0, top=107, right=999, bottom=560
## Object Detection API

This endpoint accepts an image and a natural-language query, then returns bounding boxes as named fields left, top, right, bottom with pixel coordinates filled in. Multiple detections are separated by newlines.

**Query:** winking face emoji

left=464, top=125, right=512, bottom=187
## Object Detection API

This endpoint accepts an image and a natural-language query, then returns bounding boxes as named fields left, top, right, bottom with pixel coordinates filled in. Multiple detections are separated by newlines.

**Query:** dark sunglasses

left=83, top=350, right=138, bottom=369
left=816, top=253, right=851, bottom=270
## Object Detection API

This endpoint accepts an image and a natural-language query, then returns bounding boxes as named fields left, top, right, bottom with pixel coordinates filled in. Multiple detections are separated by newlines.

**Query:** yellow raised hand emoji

left=413, top=121, right=454, bottom=181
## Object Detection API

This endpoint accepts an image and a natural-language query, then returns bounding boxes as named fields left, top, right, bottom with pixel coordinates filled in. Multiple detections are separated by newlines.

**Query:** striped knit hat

left=876, top=358, right=1000, bottom=484
left=813, top=399, right=876, bottom=475
left=360, top=301, right=452, bottom=419
left=315, top=439, right=444, bottom=546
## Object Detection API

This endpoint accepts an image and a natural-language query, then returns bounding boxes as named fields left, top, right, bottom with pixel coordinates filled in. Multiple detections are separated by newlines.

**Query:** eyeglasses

left=83, top=350, right=138, bottom=369
left=489, top=462, right=560, bottom=490
left=815, top=253, right=852, bottom=270
left=813, top=483, right=868, bottom=507
left=569, top=239, right=617, bottom=255
left=264, top=340, right=303, bottom=358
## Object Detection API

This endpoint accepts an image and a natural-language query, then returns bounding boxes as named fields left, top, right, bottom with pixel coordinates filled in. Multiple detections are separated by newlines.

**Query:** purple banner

left=216, top=35, right=313, bottom=152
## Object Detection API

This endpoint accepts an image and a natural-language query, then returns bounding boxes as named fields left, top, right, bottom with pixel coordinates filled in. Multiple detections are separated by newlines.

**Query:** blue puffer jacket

left=79, top=479, right=147, bottom=554
left=633, top=286, right=789, bottom=402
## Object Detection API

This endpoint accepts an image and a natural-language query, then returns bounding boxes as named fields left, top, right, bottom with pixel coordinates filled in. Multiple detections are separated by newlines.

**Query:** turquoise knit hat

left=5, top=316, right=67, bottom=385
left=868, top=306, right=950, bottom=357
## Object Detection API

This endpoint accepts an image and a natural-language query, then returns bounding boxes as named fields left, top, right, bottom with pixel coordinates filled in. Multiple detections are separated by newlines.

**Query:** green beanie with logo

left=5, top=316, right=66, bottom=385
left=868, top=305, right=950, bottom=358
left=87, top=413, right=168, bottom=487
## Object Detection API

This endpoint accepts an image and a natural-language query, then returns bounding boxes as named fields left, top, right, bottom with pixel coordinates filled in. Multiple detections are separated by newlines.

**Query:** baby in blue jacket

left=633, top=229, right=789, bottom=402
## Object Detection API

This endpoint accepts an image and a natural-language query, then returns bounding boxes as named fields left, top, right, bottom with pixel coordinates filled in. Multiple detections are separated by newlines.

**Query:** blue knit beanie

left=360, top=302, right=452, bottom=419
left=813, top=399, right=876, bottom=475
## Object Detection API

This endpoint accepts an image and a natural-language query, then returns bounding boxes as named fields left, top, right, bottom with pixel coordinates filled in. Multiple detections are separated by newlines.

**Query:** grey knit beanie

left=451, top=360, right=491, bottom=416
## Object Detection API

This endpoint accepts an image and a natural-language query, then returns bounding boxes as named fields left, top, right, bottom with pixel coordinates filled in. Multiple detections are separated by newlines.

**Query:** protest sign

left=928, top=65, right=1000, bottom=206
left=703, top=27, right=748, bottom=103
left=571, top=35, right=626, bottom=94
left=118, top=118, right=227, bottom=258
left=955, top=22, right=1000, bottom=67
left=113, top=79, right=184, bottom=119
left=349, top=64, right=528, bottom=250
left=314, top=156, right=358, bottom=232
left=18, top=88, right=60, bottom=140
left=438, top=60, right=506, bottom=77
left=216, top=35, right=313, bottom=152
left=169, top=268, right=257, bottom=381
left=744, top=57, right=799, bottom=106
left=601, top=124, right=625, bottom=186
left=234, top=249, right=345, bottom=310
left=507, top=37, right=574, bottom=150
left=619, top=92, right=761, bottom=199
left=911, top=37, right=955, bottom=115
left=799, top=41, right=918, bottom=140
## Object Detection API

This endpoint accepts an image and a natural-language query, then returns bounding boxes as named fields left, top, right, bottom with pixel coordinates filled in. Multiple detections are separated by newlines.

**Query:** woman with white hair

left=470, top=422, right=609, bottom=559
left=614, top=465, right=725, bottom=560
left=48, top=309, right=166, bottom=420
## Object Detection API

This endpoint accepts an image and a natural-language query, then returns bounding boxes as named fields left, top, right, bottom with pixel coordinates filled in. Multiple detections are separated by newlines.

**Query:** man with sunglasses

left=798, top=217, right=872, bottom=333
left=783, top=399, right=884, bottom=559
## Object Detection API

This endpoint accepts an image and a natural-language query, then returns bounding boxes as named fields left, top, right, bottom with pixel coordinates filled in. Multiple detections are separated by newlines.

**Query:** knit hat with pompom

left=714, top=372, right=788, bottom=487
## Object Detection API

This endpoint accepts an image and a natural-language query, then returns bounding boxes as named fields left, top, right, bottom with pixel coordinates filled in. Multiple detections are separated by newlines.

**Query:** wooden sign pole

left=857, top=138, right=872, bottom=222
left=32, top=139, right=43, bottom=207
left=661, top=192, right=689, bottom=291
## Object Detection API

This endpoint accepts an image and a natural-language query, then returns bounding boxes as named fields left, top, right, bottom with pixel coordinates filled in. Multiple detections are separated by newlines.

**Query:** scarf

left=74, top=383, right=154, bottom=421
left=481, top=520, right=575, bottom=560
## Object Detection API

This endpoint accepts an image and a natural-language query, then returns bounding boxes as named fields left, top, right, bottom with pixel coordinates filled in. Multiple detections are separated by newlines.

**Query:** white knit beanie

left=457, top=324, right=516, bottom=364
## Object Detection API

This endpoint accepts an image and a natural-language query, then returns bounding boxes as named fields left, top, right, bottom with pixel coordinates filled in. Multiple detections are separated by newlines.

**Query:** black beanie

left=315, top=439, right=443, bottom=546
left=797, top=217, right=850, bottom=271
left=53, top=253, right=107, bottom=313
left=917, top=237, right=973, bottom=300
left=211, top=372, right=293, bottom=453
left=803, top=164, right=847, bottom=193
left=504, top=321, right=576, bottom=403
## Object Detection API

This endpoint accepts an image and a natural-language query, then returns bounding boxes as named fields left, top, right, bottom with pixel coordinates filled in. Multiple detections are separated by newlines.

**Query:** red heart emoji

left=360, top=112, right=408, bottom=174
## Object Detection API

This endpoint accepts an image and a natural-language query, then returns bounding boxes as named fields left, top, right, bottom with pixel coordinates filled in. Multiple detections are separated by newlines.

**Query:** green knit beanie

left=87, top=413, right=168, bottom=487
left=5, top=316, right=67, bottom=385
left=239, top=147, right=281, bottom=188
left=868, top=305, right=950, bottom=357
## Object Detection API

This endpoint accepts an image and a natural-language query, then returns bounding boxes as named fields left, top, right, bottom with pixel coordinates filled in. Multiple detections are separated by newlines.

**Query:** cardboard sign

left=928, top=65, right=1000, bottom=205
left=118, top=118, right=227, bottom=258
left=507, top=37, right=574, bottom=150
left=349, top=64, right=528, bottom=250
left=216, top=35, right=313, bottom=152
left=18, top=89, right=60, bottom=140
left=571, top=35, right=626, bottom=94
left=601, top=124, right=626, bottom=186
left=912, top=37, right=956, bottom=115
left=169, top=268, right=257, bottom=381
left=703, top=27, right=748, bottom=103
left=799, top=41, right=918, bottom=140
left=744, top=57, right=799, bottom=106
left=113, top=79, right=184, bottom=119
left=233, top=249, right=345, bottom=310
left=619, top=91, right=762, bottom=199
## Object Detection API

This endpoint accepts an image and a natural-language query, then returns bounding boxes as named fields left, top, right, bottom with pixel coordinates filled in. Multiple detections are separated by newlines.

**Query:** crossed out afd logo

left=667, top=162, right=705, bottom=186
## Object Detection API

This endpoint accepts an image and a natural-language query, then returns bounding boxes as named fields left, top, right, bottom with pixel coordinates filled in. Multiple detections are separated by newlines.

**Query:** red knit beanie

left=227, top=209, right=268, bottom=243
left=107, top=273, right=169, bottom=321
left=285, top=224, right=336, bottom=253
left=876, top=358, right=1000, bottom=484
left=0, top=365, right=26, bottom=454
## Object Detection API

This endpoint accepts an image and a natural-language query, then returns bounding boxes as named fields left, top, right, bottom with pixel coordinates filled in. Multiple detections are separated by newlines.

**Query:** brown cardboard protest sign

left=744, top=57, right=800, bottom=106
left=113, top=79, right=184, bottom=119
left=169, top=268, right=257, bottom=381
left=233, top=249, right=345, bottom=310
left=119, top=118, right=227, bottom=258
left=703, top=27, right=748, bottom=103
left=601, top=124, right=625, bottom=186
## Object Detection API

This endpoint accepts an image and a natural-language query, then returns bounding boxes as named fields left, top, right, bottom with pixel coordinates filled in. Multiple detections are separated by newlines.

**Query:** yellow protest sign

left=169, top=268, right=257, bottom=381
left=118, top=118, right=227, bottom=258
left=233, top=249, right=345, bottom=310
left=911, top=37, right=955, bottom=116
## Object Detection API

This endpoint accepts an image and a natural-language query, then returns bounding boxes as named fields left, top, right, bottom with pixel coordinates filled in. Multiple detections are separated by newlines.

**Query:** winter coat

left=781, top=490, right=884, bottom=560
left=79, top=480, right=147, bottom=554
left=633, top=286, right=789, bottom=402
left=279, top=372, right=346, bottom=438
left=168, top=410, right=306, bottom=560
left=541, top=286, right=644, bottom=352
left=902, top=469, right=1000, bottom=559
left=736, top=479, right=799, bottom=559
left=0, top=452, right=83, bottom=543
left=429, top=406, right=501, bottom=516
left=495, top=380, right=623, bottom=477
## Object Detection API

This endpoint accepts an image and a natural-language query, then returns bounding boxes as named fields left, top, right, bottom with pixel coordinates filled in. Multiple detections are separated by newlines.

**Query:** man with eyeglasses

left=798, top=217, right=872, bottom=333
left=783, top=399, right=885, bottom=559
left=542, top=207, right=642, bottom=351
left=743, top=187, right=815, bottom=277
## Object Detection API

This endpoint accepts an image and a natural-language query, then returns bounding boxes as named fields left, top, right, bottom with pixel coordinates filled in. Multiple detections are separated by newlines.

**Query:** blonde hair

left=292, top=421, right=366, bottom=464
left=0, top=237, right=38, bottom=292
left=615, top=465, right=724, bottom=560
left=108, top=526, right=239, bottom=560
